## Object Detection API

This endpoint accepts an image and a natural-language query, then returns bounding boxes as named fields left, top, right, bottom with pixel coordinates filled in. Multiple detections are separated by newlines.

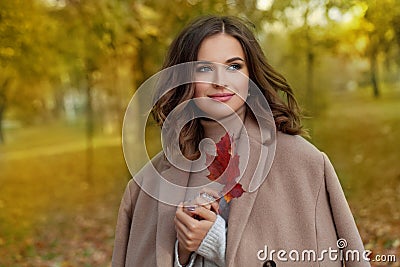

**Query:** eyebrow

left=196, top=57, right=245, bottom=65
left=225, top=57, right=245, bottom=63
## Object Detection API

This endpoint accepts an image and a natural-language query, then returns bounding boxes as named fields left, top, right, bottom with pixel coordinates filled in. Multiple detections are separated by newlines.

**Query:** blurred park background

left=0, top=0, right=399, bottom=266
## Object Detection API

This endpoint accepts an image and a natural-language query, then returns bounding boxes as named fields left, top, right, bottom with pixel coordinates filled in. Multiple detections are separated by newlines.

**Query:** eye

left=196, top=65, right=213, bottom=72
left=227, top=63, right=242, bottom=71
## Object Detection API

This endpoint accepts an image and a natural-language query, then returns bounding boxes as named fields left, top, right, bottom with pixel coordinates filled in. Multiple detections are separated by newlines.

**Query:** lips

left=208, top=93, right=235, bottom=102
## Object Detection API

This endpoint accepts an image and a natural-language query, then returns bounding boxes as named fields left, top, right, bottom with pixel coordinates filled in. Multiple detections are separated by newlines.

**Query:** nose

left=212, top=67, right=228, bottom=89
left=212, top=82, right=226, bottom=89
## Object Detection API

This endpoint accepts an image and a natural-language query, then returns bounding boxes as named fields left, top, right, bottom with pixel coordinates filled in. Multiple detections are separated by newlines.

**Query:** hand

left=175, top=202, right=218, bottom=251
left=174, top=188, right=220, bottom=264
left=175, top=188, right=221, bottom=257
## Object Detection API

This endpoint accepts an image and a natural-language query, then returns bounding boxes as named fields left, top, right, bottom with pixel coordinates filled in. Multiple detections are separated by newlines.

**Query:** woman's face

left=193, top=34, right=249, bottom=119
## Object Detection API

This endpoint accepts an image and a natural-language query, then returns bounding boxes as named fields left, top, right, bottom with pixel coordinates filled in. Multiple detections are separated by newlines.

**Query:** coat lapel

left=226, top=114, right=274, bottom=265
left=225, top=139, right=261, bottom=266
left=155, top=160, right=191, bottom=266
left=226, top=189, right=260, bottom=265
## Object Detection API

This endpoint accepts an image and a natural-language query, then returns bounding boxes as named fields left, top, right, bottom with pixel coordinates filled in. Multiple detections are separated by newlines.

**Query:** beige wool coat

left=112, top=115, right=370, bottom=267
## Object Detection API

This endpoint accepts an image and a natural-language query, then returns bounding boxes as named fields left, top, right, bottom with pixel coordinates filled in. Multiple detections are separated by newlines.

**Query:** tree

left=363, top=0, right=397, bottom=97
left=259, top=0, right=338, bottom=119
left=0, top=0, right=61, bottom=143
left=330, top=0, right=399, bottom=97
left=53, top=0, right=142, bottom=181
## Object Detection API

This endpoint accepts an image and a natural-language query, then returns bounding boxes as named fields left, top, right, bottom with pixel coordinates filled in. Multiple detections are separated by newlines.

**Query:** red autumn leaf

left=223, top=183, right=245, bottom=203
left=206, top=132, right=245, bottom=203
left=224, top=193, right=233, bottom=203
left=205, top=153, right=223, bottom=181
left=215, top=133, right=231, bottom=161
left=228, top=183, right=245, bottom=198
left=206, top=133, right=240, bottom=184
left=224, top=154, right=240, bottom=185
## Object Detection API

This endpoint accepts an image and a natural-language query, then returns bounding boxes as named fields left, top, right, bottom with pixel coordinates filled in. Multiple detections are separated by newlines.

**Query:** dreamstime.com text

left=257, top=239, right=397, bottom=263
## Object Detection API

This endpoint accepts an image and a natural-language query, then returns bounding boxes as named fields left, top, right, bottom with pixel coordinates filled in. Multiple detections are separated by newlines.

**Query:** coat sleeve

left=112, top=179, right=140, bottom=267
left=323, top=153, right=371, bottom=267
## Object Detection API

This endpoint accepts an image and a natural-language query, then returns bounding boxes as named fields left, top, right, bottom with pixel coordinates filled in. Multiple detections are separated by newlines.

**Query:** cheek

left=194, top=83, right=208, bottom=98
left=234, top=77, right=249, bottom=99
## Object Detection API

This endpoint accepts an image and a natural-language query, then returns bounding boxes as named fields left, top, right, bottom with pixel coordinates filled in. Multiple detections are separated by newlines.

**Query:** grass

left=1, top=119, right=86, bottom=152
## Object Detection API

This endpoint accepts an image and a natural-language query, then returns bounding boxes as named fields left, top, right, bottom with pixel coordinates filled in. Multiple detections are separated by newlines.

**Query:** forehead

left=197, top=34, right=245, bottom=61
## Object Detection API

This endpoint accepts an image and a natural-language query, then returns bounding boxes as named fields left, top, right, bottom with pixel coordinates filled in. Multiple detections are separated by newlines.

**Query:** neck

left=200, top=105, right=246, bottom=142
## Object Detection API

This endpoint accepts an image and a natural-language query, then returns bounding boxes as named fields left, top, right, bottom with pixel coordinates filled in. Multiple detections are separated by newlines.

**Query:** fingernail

left=186, top=206, right=196, bottom=212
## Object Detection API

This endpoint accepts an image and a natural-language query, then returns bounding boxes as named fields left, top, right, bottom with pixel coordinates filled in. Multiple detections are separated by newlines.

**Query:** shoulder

left=135, top=151, right=171, bottom=178
left=274, top=131, right=325, bottom=171
left=276, top=131, right=321, bottom=155
left=149, top=151, right=170, bottom=172
left=123, top=152, right=169, bottom=208
left=268, top=132, right=333, bottom=197
left=126, top=152, right=169, bottom=191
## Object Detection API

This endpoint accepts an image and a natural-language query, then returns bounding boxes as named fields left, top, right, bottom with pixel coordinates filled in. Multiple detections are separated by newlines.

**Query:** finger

left=176, top=231, right=186, bottom=247
left=177, top=203, right=192, bottom=218
left=199, top=192, right=216, bottom=203
left=175, top=218, right=204, bottom=252
left=181, top=202, right=204, bottom=218
left=196, top=195, right=219, bottom=214
left=190, top=205, right=217, bottom=222
left=198, top=192, right=219, bottom=214
left=182, top=202, right=197, bottom=216
left=177, top=231, right=191, bottom=251
left=210, top=201, right=219, bottom=215
left=200, top=188, right=221, bottom=200
left=175, top=216, right=191, bottom=240
left=195, top=196, right=211, bottom=206
left=194, top=196, right=211, bottom=210
left=178, top=203, right=192, bottom=216
left=177, top=202, right=186, bottom=213
left=177, top=231, right=198, bottom=252
left=176, top=206, right=199, bottom=229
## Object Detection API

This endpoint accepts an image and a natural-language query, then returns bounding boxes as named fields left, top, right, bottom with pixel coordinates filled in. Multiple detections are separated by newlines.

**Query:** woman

left=112, top=15, right=370, bottom=267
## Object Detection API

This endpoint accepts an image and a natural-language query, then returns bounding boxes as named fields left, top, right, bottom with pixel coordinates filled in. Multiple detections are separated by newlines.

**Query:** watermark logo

left=336, top=238, right=347, bottom=249
left=257, top=238, right=397, bottom=263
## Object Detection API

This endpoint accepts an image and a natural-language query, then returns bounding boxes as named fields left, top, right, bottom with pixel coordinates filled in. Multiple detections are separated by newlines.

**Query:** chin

left=194, top=97, right=243, bottom=119
left=200, top=106, right=237, bottom=120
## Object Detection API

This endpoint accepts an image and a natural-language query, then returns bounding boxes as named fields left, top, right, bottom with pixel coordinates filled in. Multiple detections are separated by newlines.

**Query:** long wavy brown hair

left=152, top=15, right=305, bottom=159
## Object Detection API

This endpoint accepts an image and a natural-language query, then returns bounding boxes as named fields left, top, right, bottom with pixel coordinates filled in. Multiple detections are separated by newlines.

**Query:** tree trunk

left=0, top=103, right=5, bottom=144
left=370, top=53, right=380, bottom=98
left=86, top=71, right=94, bottom=184
left=0, top=79, right=10, bottom=144
left=304, top=11, right=315, bottom=136
left=53, top=87, right=65, bottom=118
left=306, top=49, right=315, bottom=114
